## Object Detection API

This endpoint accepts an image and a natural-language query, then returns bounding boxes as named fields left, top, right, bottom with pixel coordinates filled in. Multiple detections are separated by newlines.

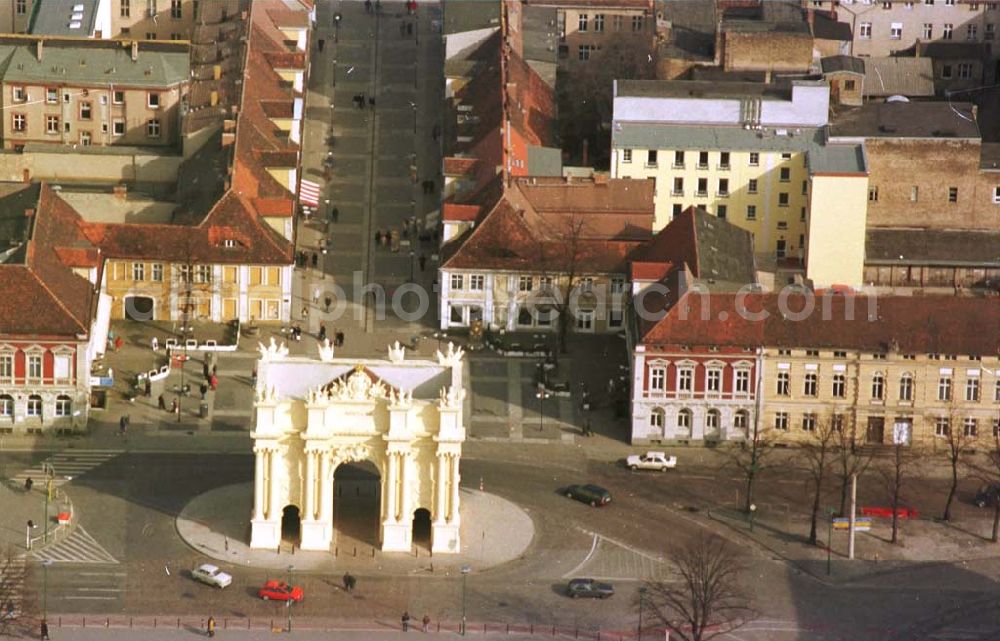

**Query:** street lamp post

left=748, top=503, right=757, bottom=532
left=286, top=565, right=294, bottom=632
left=826, top=507, right=836, bottom=576
left=409, top=250, right=415, bottom=282
left=637, top=586, right=647, bottom=641
left=535, top=386, right=551, bottom=432
left=333, top=12, right=342, bottom=43
left=460, top=564, right=471, bottom=636
left=42, top=559, right=52, bottom=621
left=42, top=463, right=53, bottom=544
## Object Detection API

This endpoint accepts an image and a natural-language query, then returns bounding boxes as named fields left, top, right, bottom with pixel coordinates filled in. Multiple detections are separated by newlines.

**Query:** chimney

left=36, top=39, right=43, bottom=62
left=130, top=40, right=139, bottom=62
left=24, top=208, right=35, bottom=218
left=113, top=185, right=127, bottom=200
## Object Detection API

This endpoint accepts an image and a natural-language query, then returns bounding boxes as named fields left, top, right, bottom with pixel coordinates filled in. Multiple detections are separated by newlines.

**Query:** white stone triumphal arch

left=249, top=339, right=468, bottom=554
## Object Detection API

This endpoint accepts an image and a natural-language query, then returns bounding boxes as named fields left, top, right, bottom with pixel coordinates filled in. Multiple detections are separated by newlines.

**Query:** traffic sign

left=832, top=517, right=871, bottom=532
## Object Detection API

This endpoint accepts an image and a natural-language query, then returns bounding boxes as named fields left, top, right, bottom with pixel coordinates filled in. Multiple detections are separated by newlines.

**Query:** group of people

left=352, top=93, right=375, bottom=109
left=420, top=179, right=435, bottom=194
left=400, top=611, right=432, bottom=632
left=363, top=0, right=382, bottom=14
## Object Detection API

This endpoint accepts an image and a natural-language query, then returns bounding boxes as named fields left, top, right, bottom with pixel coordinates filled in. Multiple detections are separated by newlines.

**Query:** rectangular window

left=746, top=205, right=756, bottom=220
left=649, top=367, right=666, bottom=391
left=450, top=274, right=463, bottom=291
left=958, top=62, right=973, bottom=78
left=802, top=414, right=817, bottom=432
left=899, top=376, right=913, bottom=401
left=775, top=412, right=789, bottom=431
left=672, top=177, right=684, bottom=196
left=943, top=23, right=953, bottom=39
left=777, top=371, right=790, bottom=396
left=923, top=23, right=933, bottom=38
left=613, top=14, right=623, bottom=30
left=968, top=23, right=978, bottom=39
left=735, top=370, right=750, bottom=394
left=987, top=23, right=996, bottom=40
left=780, top=167, right=791, bottom=182
left=631, top=15, right=643, bottom=31
left=964, top=418, right=978, bottom=437
left=698, top=151, right=709, bottom=169
left=967, top=377, right=981, bottom=401
left=938, top=377, right=952, bottom=401
left=518, top=276, right=533, bottom=292
left=53, top=354, right=71, bottom=382
left=804, top=373, right=818, bottom=396
left=27, top=354, right=42, bottom=379
left=113, top=90, right=125, bottom=104
left=707, top=369, right=722, bottom=393
left=860, top=22, right=872, bottom=38
left=717, top=178, right=729, bottom=197
left=943, top=64, right=954, bottom=78
left=871, top=374, right=884, bottom=400
left=678, top=368, right=693, bottom=392
left=122, top=0, right=131, bottom=17
left=147, top=119, right=161, bottom=138
left=748, top=152, right=759, bottom=166
left=45, top=87, right=58, bottom=104
left=578, top=13, right=588, bottom=31
left=716, top=204, right=727, bottom=219
left=697, top=178, right=708, bottom=197
left=719, top=151, right=730, bottom=169
left=890, top=22, right=903, bottom=39
left=148, top=92, right=160, bottom=109
left=12, top=113, right=25, bottom=132
left=26, top=396, right=41, bottom=416
left=15, top=0, right=26, bottom=14
left=469, top=274, right=485, bottom=291
left=113, top=120, right=125, bottom=136
left=171, top=0, right=182, bottom=18
left=150, top=263, right=163, bottom=282
left=146, top=32, right=156, bottom=40
left=845, top=79, right=856, bottom=91
left=673, top=150, right=685, bottom=168
left=594, top=14, right=604, bottom=31
left=79, top=102, right=92, bottom=120
left=949, top=187, right=958, bottom=202
left=0, top=354, right=11, bottom=380
left=672, top=204, right=682, bottom=219
left=12, top=86, right=25, bottom=102
left=132, top=262, right=145, bottom=281
left=611, top=276, right=626, bottom=293
left=46, top=115, right=59, bottom=134
left=608, top=308, right=624, bottom=328
left=646, top=149, right=658, bottom=167
left=622, top=149, right=632, bottom=163
left=935, top=417, right=950, bottom=437
left=883, top=1, right=893, bottom=7
left=778, top=192, right=789, bottom=207
left=748, top=179, right=758, bottom=194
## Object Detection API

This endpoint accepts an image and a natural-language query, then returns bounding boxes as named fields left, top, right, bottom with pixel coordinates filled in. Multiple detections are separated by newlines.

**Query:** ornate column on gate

left=432, top=373, right=466, bottom=554
left=301, top=447, right=334, bottom=550
left=253, top=447, right=266, bottom=520
left=250, top=444, right=283, bottom=549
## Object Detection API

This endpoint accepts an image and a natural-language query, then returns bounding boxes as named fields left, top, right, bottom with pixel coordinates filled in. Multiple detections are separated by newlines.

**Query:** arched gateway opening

left=411, top=508, right=432, bottom=549
left=333, top=461, right=381, bottom=548
left=280, top=505, right=300, bottom=544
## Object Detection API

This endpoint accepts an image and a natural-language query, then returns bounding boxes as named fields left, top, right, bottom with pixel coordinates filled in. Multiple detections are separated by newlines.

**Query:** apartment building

left=0, top=0, right=35, bottom=34
left=531, top=0, right=654, bottom=70
left=109, top=0, right=198, bottom=41
left=0, top=37, right=190, bottom=149
left=611, top=78, right=870, bottom=289
left=0, top=183, right=107, bottom=433
left=628, top=283, right=1000, bottom=446
left=440, top=175, right=654, bottom=333
left=7, top=0, right=202, bottom=40
left=811, top=0, right=998, bottom=58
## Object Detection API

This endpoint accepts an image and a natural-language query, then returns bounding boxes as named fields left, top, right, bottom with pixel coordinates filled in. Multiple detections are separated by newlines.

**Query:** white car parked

left=626, top=451, right=677, bottom=472
left=192, top=563, right=233, bottom=589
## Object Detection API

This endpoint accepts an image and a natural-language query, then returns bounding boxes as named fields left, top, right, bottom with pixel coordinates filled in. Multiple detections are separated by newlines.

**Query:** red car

left=257, top=580, right=304, bottom=602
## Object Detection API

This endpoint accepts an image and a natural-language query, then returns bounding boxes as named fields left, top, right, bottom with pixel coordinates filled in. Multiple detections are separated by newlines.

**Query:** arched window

left=677, top=408, right=692, bottom=434
left=734, top=410, right=749, bottom=434
left=26, top=394, right=42, bottom=417
left=0, top=394, right=12, bottom=416
left=706, top=408, right=721, bottom=434
left=899, top=373, right=914, bottom=401
left=55, top=395, right=71, bottom=417
left=650, top=407, right=665, bottom=429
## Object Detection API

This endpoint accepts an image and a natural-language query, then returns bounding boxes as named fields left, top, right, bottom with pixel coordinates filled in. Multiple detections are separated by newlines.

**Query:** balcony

left=695, top=190, right=708, bottom=198
left=671, top=190, right=684, bottom=197
left=717, top=163, right=731, bottom=171
left=671, top=163, right=685, bottom=170
left=716, top=190, right=730, bottom=198
left=696, top=163, right=709, bottom=170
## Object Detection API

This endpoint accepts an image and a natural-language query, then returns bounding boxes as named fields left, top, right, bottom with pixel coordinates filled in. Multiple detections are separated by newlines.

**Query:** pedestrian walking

left=312, top=252, right=318, bottom=268
left=330, top=207, right=339, bottom=223
left=209, top=374, right=218, bottom=391
left=401, top=611, right=410, bottom=631
left=24, top=477, right=32, bottom=492
left=421, top=614, right=430, bottom=632
left=375, top=0, right=381, bottom=14
left=203, top=362, right=210, bottom=379
left=375, top=229, right=382, bottom=246
left=364, top=0, right=371, bottom=13
left=145, top=378, right=152, bottom=397
left=118, top=414, right=128, bottom=436
left=368, top=96, right=375, bottom=108
left=312, top=287, right=320, bottom=305
left=114, top=335, right=124, bottom=352
left=318, top=324, right=327, bottom=342
left=324, top=295, right=333, bottom=312
left=40, top=620, right=49, bottom=640
left=251, top=366, right=258, bottom=387
left=158, top=394, right=167, bottom=410
left=171, top=397, right=179, bottom=414
left=212, top=364, right=217, bottom=378
left=207, top=616, right=216, bottom=638
left=419, top=253, right=426, bottom=271
left=151, top=336, right=159, bottom=351
left=200, top=383, right=208, bottom=399
left=318, top=38, right=325, bottom=52
left=342, top=572, right=351, bottom=591
left=336, top=331, right=344, bottom=347
left=301, top=306, right=309, bottom=321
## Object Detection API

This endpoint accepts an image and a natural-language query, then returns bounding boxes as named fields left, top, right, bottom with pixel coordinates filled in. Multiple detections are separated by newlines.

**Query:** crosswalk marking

left=564, top=532, right=671, bottom=582
left=0, top=555, right=25, bottom=617
left=13, top=449, right=121, bottom=487
left=32, top=526, right=118, bottom=565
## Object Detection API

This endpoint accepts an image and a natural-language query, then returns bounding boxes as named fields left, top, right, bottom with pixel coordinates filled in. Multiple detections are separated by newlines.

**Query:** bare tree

left=725, top=409, right=778, bottom=514
left=802, top=414, right=839, bottom=545
left=877, top=439, right=917, bottom=544
left=557, top=33, right=657, bottom=167
left=643, top=536, right=754, bottom=641
left=534, top=215, right=592, bottom=355
left=0, top=545, right=27, bottom=637
left=967, top=423, right=1000, bottom=542
left=834, top=415, right=873, bottom=517
left=941, top=408, right=973, bottom=523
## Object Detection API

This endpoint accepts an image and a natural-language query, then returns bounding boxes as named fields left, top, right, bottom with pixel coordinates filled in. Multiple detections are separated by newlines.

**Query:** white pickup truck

left=626, top=451, right=677, bottom=472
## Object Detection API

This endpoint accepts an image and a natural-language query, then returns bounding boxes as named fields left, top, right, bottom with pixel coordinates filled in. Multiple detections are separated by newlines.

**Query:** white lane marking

left=561, top=532, right=600, bottom=579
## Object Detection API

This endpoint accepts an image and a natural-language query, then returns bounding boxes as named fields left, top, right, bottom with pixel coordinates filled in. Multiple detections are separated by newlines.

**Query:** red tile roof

left=638, top=285, right=1000, bottom=356
left=442, top=203, right=481, bottom=222
left=443, top=157, right=480, bottom=176
left=0, top=184, right=97, bottom=338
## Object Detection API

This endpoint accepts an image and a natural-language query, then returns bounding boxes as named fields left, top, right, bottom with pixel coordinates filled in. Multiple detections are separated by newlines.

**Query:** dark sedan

left=567, top=578, right=614, bottom=599
left=564, top=484, right=611, bottom=507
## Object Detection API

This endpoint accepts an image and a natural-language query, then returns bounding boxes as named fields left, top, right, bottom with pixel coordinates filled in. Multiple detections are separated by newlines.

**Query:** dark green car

left=564, top=484, right=611, bottom=507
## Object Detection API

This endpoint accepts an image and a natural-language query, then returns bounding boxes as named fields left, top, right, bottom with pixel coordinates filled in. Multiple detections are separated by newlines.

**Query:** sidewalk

left=0, top=481, right=68, bottom=556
